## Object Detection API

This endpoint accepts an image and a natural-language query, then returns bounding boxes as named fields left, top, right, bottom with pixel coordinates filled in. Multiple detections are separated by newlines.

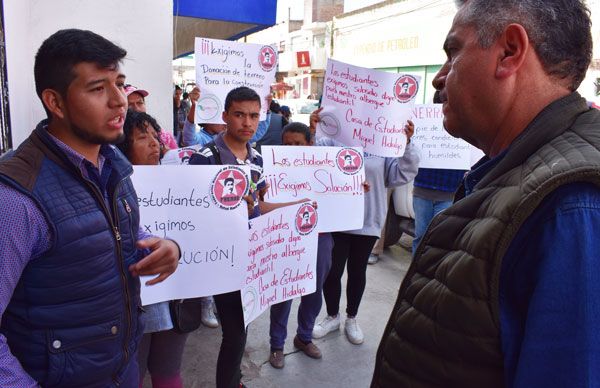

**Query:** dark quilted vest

left=372, top=93, right=600, bottom=388
left=0, top=121, right=143, bottom=387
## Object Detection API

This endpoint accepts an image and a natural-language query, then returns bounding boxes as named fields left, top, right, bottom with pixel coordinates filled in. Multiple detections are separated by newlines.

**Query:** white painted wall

left=4, top=0, right=31, bottom=148
left=4, top=0, right=173, bottom=148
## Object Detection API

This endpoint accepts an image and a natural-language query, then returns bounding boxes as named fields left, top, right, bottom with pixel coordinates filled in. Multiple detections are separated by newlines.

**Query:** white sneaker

left=201, top=303, right=219, bottom=328
left=368, top=254, right=379, bottom=264
left=312, top=315, right=340, bottom=338
left=344, top=317, right=364, bottom=344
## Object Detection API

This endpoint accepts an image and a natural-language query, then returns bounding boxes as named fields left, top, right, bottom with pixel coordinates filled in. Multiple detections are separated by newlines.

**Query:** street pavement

left=147, top=236, right=414, bottom=388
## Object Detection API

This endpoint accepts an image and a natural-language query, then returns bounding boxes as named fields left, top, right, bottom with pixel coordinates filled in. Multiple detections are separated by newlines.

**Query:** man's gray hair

left=454, top=0, right=592, bottom=91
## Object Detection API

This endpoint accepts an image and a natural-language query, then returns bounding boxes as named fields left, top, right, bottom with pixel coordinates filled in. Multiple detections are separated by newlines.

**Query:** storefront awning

left=173, top=0, right=277, bottom=58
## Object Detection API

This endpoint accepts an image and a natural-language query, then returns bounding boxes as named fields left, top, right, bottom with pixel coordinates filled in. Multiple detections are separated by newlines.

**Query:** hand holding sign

left=362, top=181, right=371, bottom=193
left=243, top=194, right=255, bottom=216
left=189, top=86, right=201, bottom=102
left=131, top=237, right=180, bottom=286
left=405, top=120, right=415, bottom=142
left=309, top=107, right=323, bottom=136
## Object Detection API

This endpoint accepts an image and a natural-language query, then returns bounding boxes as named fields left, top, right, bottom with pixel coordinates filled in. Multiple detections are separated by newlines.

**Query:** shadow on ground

left=144, top=236, right=414, bottom=388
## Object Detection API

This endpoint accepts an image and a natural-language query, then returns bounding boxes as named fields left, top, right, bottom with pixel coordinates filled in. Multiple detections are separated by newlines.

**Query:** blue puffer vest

left=0, top=121, right=143, bottom=387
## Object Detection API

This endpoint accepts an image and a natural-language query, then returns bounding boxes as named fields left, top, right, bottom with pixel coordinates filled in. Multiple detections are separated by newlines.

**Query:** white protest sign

left=262, top=145, right=365, bottom=232
left=161, top=145, right=202, bottom=165
left=241, top=203, right=320, bottom=326
left=133, top=165, right=250, bottom=305
left=195, top=37, right=277, bottom=124
left=317, top=58, right=420, bottom=157
left=411, top=104, right=484, bottom=169
left=471, top=146, right=485, bottom=167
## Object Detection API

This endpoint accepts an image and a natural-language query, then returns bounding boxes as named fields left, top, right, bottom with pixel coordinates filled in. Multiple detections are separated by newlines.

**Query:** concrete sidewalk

left=159, top=238, right=413, bottom=388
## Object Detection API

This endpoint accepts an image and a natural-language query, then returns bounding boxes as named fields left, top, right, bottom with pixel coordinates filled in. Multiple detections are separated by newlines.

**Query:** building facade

left=332, top=0, right=600, bottom=104
left=333, top=0, right=457, bottom=104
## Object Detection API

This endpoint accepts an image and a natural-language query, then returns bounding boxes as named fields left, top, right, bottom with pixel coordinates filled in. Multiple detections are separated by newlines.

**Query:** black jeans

left=213, top=290, right=247, bottom=388
left=323, top=232, right=378, bottom=317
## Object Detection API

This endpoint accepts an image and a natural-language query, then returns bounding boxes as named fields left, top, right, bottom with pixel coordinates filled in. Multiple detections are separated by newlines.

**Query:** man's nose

left=110, top=85, right=127, bottom=108
left=432, top=63, right=448, bottom=91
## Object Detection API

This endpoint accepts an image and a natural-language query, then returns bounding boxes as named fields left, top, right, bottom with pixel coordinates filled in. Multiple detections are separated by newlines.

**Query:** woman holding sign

left=116, top=111, right=188, bottom=388
left=267, top=122, right=372, bottom=368
left=267, top=123, right=335, bottom=369
left=309, top=108, right=419, bottom=345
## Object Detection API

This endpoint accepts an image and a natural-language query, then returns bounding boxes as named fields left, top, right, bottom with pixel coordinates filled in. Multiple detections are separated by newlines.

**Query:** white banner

left=133, top=165, right=250, bottom=305
left=195, top=37, right=277, bottom=124
left=411, top=104, right=484, bottom=169
left=317, top=58, right=420, bottom=157
left=262, top=145, right=365, bottom=232
left=241, top=203, right=320, bottom=326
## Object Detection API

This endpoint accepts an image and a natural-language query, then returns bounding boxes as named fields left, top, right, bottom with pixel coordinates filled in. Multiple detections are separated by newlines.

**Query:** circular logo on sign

left=242, top=286, right=258, bottom=320
left=177, top=147, right=197, bottom=165
left=210, top=166, right=249, bottom=210
left=336, top=148, right=363, bottom=175
left=197, top=94, right=221, bottom=121
left=393, top=75, right=419, bottom=103
left=318, top=113, right=341, bottom=137
left=258, top=46, right=277, bottom=72
left=295, top=203, right=318, bottom=236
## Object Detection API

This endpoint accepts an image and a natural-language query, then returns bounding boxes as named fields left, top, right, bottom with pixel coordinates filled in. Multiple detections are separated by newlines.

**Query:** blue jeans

left=269, top=233, right=334, bottom=349
left=412, top=196, right=453, bottom=255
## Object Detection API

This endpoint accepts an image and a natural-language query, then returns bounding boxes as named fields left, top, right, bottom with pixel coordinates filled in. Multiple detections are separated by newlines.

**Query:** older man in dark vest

left=373, top=1, right=600, bottom=387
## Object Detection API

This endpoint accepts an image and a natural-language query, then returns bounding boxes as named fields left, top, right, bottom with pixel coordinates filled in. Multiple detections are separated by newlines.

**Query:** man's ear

left=41, top=89, right=66, bottom=119
left=496, top=23, right=529, bottom=79
left=222, top=110, right=228, bottom=124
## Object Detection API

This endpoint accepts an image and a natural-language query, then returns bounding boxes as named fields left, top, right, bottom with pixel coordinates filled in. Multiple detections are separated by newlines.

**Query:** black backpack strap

left=206, top=142, right=223, bottom=165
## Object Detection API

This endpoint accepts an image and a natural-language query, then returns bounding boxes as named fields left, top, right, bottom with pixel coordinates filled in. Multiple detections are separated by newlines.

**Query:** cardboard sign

left=262, top=145, right=365, bottom=232
left=411, top=104, right=484, bottom=169
left=317, top=58, right=420, bottom=157
left=195, top=37, right=277, bottom=124
left=133, top=165, right=250, bottom=305
left=241, top=203, right=320, bottom=326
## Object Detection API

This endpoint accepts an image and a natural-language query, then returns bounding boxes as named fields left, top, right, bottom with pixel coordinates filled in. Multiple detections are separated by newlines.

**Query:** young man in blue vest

left=373, top=1, right=600, bottom=387
left=0, top=29, right=180, bottom=387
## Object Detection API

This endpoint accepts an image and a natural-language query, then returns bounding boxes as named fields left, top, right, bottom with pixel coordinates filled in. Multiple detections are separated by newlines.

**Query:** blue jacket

left=413, top=167, right=466, bottom=192
left=0, top=122, right=143, bottom=387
